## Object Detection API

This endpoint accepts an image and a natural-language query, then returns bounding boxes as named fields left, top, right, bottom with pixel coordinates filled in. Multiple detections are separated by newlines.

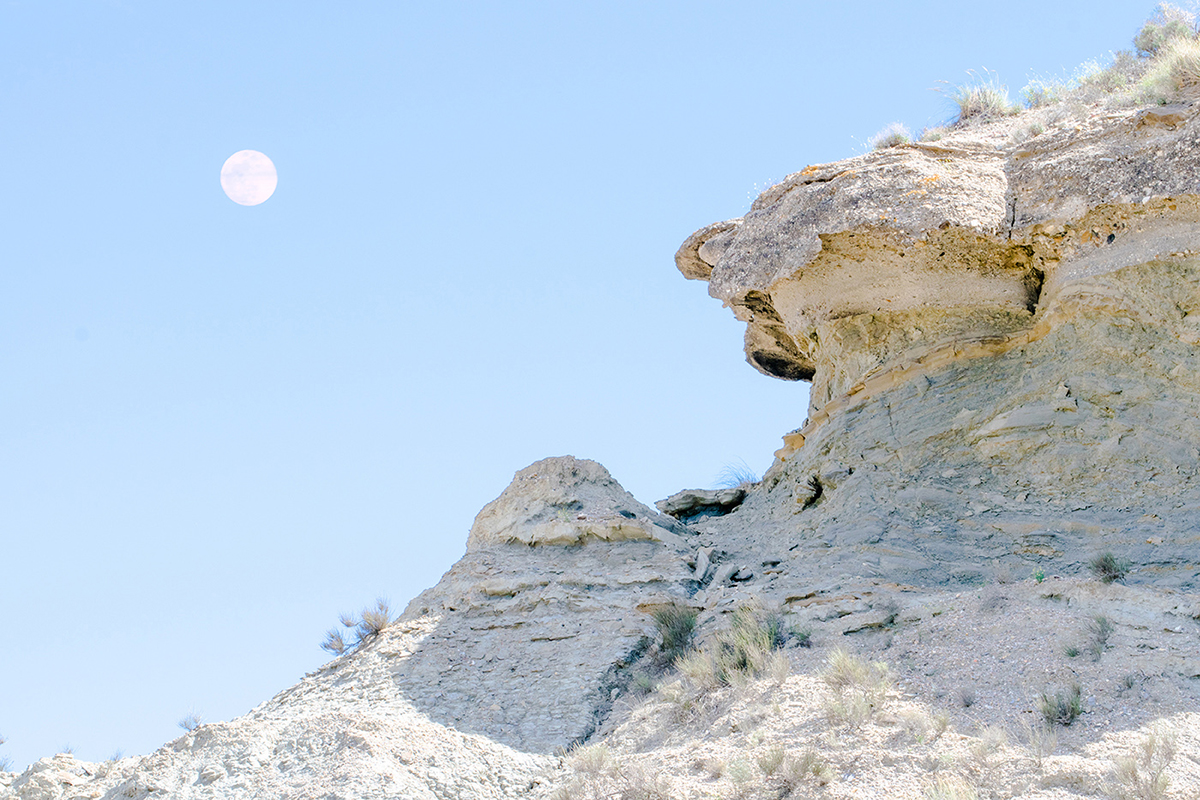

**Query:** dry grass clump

left=552, top=744, right=674, bottom=800
left=321, top=597, right=394, bottom=655
left=924, top=774, right=979, bottom=800
left=676, top=605, right=790, bottom=691
left=0, top=734, right=10, bottom=773
left=1107, top=724, right=1177, bottom=800
left=821, top=648, right=892, bottom=726
left=1141, top=36, right=1200, bottom=101
left=950, top=70, right=1017, bottom=125
left=869, top=122, right=911, bottom=150
left=177, top=713, right=202, bottom=732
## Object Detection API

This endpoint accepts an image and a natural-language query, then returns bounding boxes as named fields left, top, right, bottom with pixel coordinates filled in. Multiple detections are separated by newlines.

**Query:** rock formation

left=6, top=43, right=1200, bottom=800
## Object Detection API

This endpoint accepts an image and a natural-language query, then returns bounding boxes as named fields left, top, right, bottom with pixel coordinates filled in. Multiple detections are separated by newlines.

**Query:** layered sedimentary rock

left=675, top=102, right=1200, bottom=594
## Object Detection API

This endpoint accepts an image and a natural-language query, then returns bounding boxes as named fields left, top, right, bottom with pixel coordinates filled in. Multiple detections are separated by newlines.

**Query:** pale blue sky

left=0, top=0, right=1147, bottom=769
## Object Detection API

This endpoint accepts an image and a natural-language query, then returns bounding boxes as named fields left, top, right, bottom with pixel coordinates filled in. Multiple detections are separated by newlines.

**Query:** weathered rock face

left=670, top=103, right=1200, bottom=593
left=677, top=104, right=1200, bottom=416
left=393, top=456, right=696, bottom=753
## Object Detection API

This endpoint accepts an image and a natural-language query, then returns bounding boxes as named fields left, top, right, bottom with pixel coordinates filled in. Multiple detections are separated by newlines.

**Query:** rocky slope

left=6, top=60, right=1200, bottom=800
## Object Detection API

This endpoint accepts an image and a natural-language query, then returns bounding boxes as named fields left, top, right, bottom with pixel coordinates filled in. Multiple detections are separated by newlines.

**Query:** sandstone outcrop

left=677, top=101, right=1200, bottom=591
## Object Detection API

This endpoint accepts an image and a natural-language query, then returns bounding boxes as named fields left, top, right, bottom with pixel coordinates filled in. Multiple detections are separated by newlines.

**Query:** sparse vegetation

left=1135, top=3, right=1197, bottom=57
left=822, top=648, right=892, bottom=726
left=869, top=122, right=911, bottom=150
left=1090, top=552, right=1131, bottom=583
left=957, top=686, right=976, bottom=708
left=675, top=605, right=791, bottom=690
left=924, top=775, right=979, bottom=800
left=1088, top=615, right=1115, bottom=661
left=1107, top=724, right=1177, bottom=800
left=652, top=603, right=697, bottom=666
left=949, top=70, right=1017, bottom=125
left=552, top=744, right=674, bottom=800
left=178, top=713, right=202, bottom=732
left=0, top=734, right=9, bottom=773
left=1023, top=720, right=1058, bottom=769
left=716, top=461, right=759, bottom=489
left=1039, top=683, right=1083, bottom=726
left=321, top=597, right=394, bottom=655
left=1142, top=36, right=1200, bottom=101
left=1065, top=645, right=1081, bottom=658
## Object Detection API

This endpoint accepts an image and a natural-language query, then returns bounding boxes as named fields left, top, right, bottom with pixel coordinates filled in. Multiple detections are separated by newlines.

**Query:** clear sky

left=0, top=0, right=1149, bottom=770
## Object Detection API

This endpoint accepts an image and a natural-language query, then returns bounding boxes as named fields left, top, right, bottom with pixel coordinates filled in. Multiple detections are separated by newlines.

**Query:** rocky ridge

left=6, top=58, right=1200, bottom=800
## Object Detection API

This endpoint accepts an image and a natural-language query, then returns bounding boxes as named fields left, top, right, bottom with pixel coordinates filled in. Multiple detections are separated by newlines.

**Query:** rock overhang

left=677, top=103, right=1200, bottom=411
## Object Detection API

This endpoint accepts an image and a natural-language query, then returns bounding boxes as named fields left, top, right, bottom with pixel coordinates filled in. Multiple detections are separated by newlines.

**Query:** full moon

left=220, top=150, right=277, bottom=206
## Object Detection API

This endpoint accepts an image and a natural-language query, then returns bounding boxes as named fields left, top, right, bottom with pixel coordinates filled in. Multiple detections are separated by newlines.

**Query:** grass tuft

left=950, top=70, right=1017, bottom=125
left=1039, top=683, right=1083, bottom=726
left=821, top=648, right=892, bottom=726
left=1141, top=36, right=1200, bottom=101
left=869, top=122, right=911, bottom=150
left=1135, top=3, right=1196, bottom=57
left=652, top=603, right=697, bottom=665
left=715, top=460, right=759, bottom=489
left=178, top=713, right=202, bottom=732
left=1089, top=552, right=1130, bottom=584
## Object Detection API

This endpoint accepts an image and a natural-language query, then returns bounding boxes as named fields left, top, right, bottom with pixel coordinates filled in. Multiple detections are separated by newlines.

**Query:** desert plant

left=1022, top=77, right=1069, bottom=107
left=822, top=648, right=892, bottom=726
left=1039, top=683, right=1083, bottom=726
left=716, top=460, right=759, bottom=489
left=924, top=775, right=979, bottom=800
left=776, top=750, right=832, bottom=791
left=793, top=627, right=813, bottom=648
left=949, top=70, right=1016, bottom=124
left=756, top=745, right=786, bottom=776
left=1107, top=724, right=1177, bottom=800
left=1023, top=720, right=1058, bottom=769
left=1142, top=36, right=1200, bottom=101
left=1135, top=3, right=1196, bottom=57
left=957, top=686, right=976, bottom=708
left=357, top=597, right=392, bottom=639
left=322, top=598, right=394, bottom=655
left=1090, top=552, right=1130, bottom=583
left=1088, top=615, right=1115, bottom=661
left=920, top=126, right=948, bottom=142
left=869, top=122, right=911, bottom=150
left=178, top=713, right=202, bottom=732
left=1065, top=645, right=1081, bottom=658
left=652, top=603, right=697, bottom=665
left=1032, top=568, right=1046, bottom=583
left=0, top=736, right=9, bottom=774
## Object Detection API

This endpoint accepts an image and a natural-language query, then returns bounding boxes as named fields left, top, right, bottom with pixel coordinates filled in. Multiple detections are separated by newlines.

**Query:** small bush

left=1039, top=683, right=1083, bottom=726
left=321, top=598, right=394, bottom=655
left=1065, top=645, right=1081, bottom=658
left=756, top=745, right=785, bottom=777
left=1108, top=725, right=1177, bottom=800
left=957, top=686, right=976, bottom=708
left=178, top=713, right=202, bottom=732
left=950, top=70, right=1016, bottom=124
left=1135, top=4, right=1196, bottom=57
left=652, top=603, right=697, bottom=665
left=1090, top=552, right=1130, bottom=583
left=869, top=122, right=911, bottom=150
left=920, top=126, right=948, bottom=142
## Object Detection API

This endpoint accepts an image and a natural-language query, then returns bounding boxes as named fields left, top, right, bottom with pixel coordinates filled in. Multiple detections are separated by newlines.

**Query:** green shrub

left=1039, top=683, right=1083, bottom=726
left=652, top=603, right=697, bottom=665
left=1090, top=552, right=1130, bottom=583
left=1135, top=4, right=1196, bottom=57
